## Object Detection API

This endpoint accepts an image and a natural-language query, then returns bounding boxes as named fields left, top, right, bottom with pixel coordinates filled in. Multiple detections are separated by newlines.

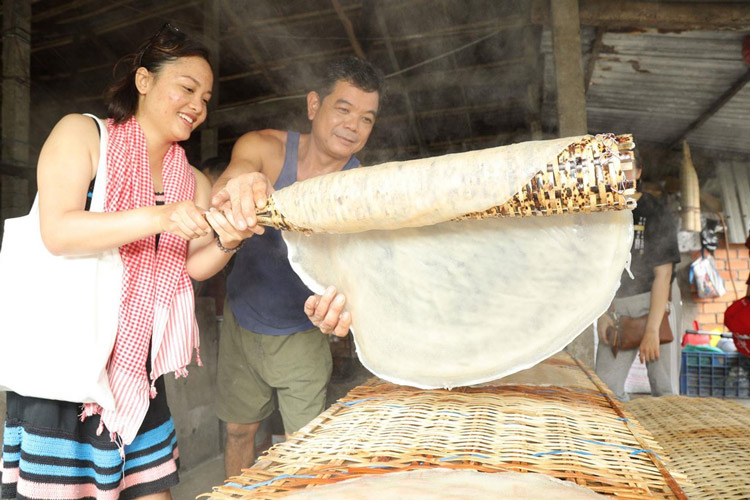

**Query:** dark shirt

left=226, top=131, right=360, bottom=335
left=616, top=192, right=680, bottom=298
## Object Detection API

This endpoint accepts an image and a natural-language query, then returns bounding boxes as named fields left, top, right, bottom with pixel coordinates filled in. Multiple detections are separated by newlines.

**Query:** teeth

left=178, top=113, right=194, bottom=124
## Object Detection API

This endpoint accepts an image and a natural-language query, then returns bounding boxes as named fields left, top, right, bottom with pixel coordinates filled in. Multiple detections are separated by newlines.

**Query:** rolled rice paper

left=282, top=469, right=608, bottom=499
left=273, top=135, right=634, bottom=389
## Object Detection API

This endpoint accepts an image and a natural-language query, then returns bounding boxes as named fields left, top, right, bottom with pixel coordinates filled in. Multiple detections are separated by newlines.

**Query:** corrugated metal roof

left=544, top=29, right=750, bottom=157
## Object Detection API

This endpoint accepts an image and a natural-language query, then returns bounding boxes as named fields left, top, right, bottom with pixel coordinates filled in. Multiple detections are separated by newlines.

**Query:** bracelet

left=216, top=237, right=244, bottom=254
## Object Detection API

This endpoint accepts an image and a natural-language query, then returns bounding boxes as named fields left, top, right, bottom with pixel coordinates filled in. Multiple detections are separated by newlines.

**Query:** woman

left=1, top=24, right=247, bottom=500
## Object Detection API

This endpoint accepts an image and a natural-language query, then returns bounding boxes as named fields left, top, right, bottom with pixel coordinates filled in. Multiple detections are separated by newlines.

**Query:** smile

left=336, top=134, right=356, bottom=144
left=178, top=113, right=194, bottom=125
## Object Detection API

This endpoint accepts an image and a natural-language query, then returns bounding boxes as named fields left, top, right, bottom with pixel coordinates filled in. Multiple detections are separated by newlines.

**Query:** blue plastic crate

left=679, top=351, right=750, bottom=398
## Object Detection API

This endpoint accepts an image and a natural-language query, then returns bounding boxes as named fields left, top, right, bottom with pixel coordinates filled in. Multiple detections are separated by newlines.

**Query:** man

left=210, top=57, right=385, bottom=477
left=595, top=155, right=681, bottom=401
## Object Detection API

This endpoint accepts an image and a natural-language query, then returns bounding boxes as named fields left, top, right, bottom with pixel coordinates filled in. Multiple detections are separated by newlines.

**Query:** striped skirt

left=0, top=377, right=179, bottom=500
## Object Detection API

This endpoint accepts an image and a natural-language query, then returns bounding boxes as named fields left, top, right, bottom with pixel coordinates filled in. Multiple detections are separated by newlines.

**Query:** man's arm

left=639, top=263, right=672, bottom=363
left=211, top=131, right=284, bottom=233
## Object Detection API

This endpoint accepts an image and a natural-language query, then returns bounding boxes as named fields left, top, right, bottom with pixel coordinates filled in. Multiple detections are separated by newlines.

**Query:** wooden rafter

left=584, top=27, right=604, bottom=93
left=210, top=64, right=531, bottom=127
left=372, top=1, right=426, bottom=156
left=220, top=0, right=283, bottom=96
left=669, top=68, right=750, bottom=149
left=532, top=0, right=750, bottom=31
left=31, top=0, right=202, bottom=53
left=331, top=0, right=366, bottom=59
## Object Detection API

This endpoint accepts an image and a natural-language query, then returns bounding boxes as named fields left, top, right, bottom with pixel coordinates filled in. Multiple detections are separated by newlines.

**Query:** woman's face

left=136, top=56, right=213, bottom=143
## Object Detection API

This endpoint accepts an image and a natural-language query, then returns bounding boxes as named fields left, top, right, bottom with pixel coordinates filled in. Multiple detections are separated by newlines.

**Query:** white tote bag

left=0, top=114, right=121, bottom=410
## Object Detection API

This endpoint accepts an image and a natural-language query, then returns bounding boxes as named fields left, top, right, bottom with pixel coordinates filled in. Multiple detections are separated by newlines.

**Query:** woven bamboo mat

left=206, top=354, right=688, bottom=499
left=627, top=395, right=750, bottom=500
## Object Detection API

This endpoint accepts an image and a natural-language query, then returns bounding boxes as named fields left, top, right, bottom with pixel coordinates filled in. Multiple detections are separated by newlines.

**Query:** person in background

left=197, top=157, right=231, bottom=320
left=1, top=24, right=250, bottom=500
left=210, top=57, right=385, bottom=477
left=595, top=154, right=681, bottom=402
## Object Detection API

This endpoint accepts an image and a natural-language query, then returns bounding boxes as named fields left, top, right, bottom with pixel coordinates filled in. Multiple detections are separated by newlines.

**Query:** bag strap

left=27, top=114, right=108, bottom=218
left=82, top=114, right=109, bottom=214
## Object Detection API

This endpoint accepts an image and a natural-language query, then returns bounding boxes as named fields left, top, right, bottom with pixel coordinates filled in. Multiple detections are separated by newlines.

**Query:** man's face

left=308, top=80, right=380, bottom=160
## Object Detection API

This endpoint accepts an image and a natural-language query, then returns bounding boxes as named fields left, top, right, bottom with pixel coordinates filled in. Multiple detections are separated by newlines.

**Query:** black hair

left=314, top=57, right=386, bottom=104
left=104, top=23, right=212, bottom=124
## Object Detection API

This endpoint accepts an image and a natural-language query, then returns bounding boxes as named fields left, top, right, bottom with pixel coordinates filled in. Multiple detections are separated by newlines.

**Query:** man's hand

left=639, top=328, right=660, bottom=363
left=304, top=286, right=352, bottom=337
left=204, top=207, right=256, bottom=249
left=211, top=172, right=273, bottom=234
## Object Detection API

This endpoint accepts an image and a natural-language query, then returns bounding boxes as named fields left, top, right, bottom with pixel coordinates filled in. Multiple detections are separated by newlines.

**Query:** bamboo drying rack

left=205, top=353, right=688, bottom=500
left=628, top=395, right=750, bottom=500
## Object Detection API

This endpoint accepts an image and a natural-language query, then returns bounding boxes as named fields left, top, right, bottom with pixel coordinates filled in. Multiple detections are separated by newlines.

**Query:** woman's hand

left=159, top=200, right=210, bottom=240
left=639, top=328, right=660, bottom=363
left=204, top=207, right=254, bottom=249
left=597, top=313, right=615, bottom=345
left=304, top=286, right=352, bottom=337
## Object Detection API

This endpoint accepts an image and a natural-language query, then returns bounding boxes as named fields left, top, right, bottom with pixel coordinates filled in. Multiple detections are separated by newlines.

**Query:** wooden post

left=201, top=0, right=220, bottom=161
left=550, top=0, right=587, bottom=137
left=1, top=0, right=32, bottom=236
left=524, top=24, right=543, bottom=141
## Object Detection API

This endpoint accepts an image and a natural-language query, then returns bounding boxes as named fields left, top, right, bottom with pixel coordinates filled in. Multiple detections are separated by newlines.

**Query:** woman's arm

left=186, top=168, right=253, bottom=281
left=639, top=262, right=672, bottom=363
left=37, top=114, right=209, bottom=255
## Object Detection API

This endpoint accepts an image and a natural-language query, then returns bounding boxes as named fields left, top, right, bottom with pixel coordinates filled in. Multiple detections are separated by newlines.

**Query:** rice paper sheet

left=282, top=469, right=608, bottom=499
left=277, top=136, right=633, bottom=389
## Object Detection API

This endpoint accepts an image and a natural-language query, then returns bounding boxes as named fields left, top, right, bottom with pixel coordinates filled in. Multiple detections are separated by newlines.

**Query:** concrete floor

left=173, top=456, right=225, bottom=500
left=172, top=455, right=224, bottom=500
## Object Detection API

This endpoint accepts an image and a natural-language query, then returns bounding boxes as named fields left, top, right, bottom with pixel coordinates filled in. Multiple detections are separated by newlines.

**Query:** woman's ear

left=134, top=67, right=152, bottom=95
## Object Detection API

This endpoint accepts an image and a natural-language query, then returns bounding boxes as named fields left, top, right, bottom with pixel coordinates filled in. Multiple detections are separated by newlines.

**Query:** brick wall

left=691, top=242, right=749, bottom=331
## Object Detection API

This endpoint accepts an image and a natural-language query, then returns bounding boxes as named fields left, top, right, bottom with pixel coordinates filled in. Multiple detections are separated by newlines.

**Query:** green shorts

left=215, top=300, right=333, bottom=434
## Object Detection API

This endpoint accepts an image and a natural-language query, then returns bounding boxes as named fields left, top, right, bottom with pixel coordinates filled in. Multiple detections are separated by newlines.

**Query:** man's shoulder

left=236, top=128, right=286, bottom=147
left=233, top=129, right=287, bottom=160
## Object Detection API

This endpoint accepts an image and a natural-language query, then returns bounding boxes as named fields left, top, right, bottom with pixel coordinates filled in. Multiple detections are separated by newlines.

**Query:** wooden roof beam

left=668, top=68, right=750, bottom=150
left=371, top=1, right=426, bottom=157
left=522, top=1, right=543, bottom=140
left=219, top=0, right=283, bottom=96
left=31, top=0, right=202, bottom=53
left=210, top=64, right=531, bottom=127
left=584, top=27, right=604, bottom=93
left=331, top=0, right=366, bottom=59
left=532, top=0, right=750, bottom=31
left=215, top=97, right=526, bottom=139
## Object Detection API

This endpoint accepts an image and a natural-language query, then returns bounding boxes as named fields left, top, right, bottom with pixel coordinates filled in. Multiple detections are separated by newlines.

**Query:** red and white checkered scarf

left=82, top=116, right=201, bottom=446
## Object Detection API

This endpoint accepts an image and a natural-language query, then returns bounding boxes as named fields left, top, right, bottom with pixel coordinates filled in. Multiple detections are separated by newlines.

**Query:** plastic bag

left=689, top=254, right=726, bottom=299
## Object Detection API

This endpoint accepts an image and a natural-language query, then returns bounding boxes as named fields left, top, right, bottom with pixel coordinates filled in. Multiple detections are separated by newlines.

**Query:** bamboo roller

left=255, top=134, right=637, bottom=234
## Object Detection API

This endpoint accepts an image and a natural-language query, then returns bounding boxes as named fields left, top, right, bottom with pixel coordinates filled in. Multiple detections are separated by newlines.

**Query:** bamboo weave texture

left=627, top=395, right=750, bottom=500
left=207, top=355, right=687, bottom=499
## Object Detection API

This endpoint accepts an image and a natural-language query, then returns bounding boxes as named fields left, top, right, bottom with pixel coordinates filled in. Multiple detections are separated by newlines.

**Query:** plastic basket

left=679, top=351, right=750, bottom=398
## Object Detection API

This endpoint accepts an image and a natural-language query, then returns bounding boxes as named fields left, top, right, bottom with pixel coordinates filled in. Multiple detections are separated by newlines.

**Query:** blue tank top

left=226, top=131, right=360, bottom=335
